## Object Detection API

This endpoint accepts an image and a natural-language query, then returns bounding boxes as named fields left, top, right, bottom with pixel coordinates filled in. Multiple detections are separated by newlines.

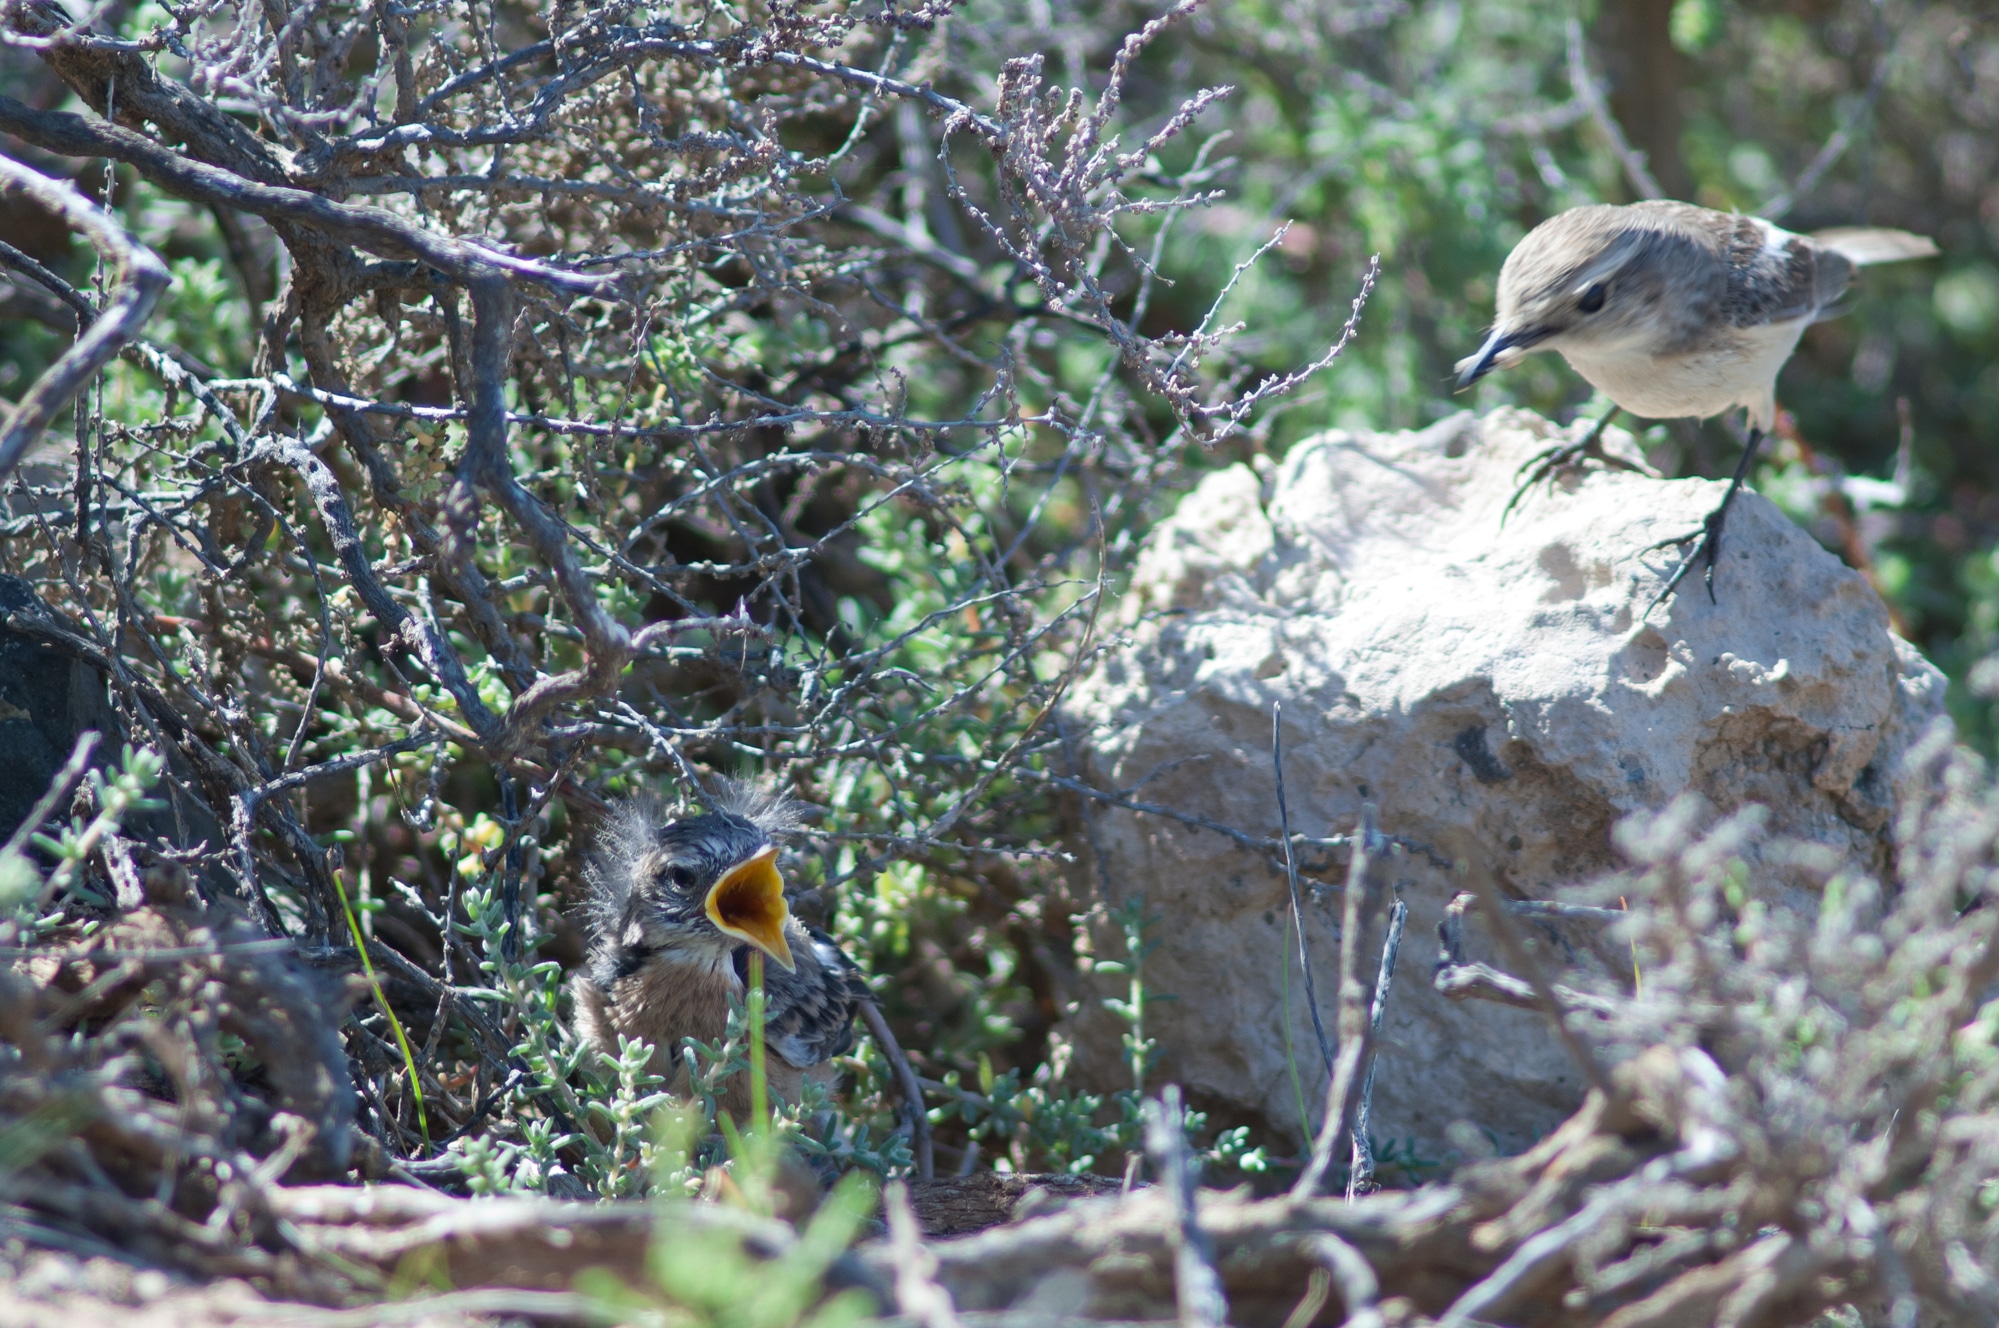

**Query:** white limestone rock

left=1060, top=407, right=1946, bottom=1162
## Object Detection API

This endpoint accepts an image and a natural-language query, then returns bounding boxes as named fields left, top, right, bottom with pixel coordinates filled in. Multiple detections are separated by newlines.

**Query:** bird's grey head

left=585, top=783, right=805, bottom=978
left=1456, top=204, right=1715, bottom=389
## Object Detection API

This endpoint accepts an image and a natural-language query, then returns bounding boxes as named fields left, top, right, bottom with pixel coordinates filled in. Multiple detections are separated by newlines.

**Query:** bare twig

left=1759, top=22, right=1897, bottom=221
left=862, top=1000, right=934, bottom=1183
left=1504, top=899, right=1628, bottom=924
left=242, top=732, right=441, bottom=805
left=1142, top=1084, right=1229, bottom=1328
left=1346, top=894, right=1406, bottom=1200
left=1456, top=875, right=1615, bottom=1095
left=1565, top=19, right=1664, bottom=201
left=265, top=1290, right=596, bottom=1326
left=0, top=731, right=100, bottom=864
left=1434, top=892, right=1621, bottom=1020
left=1294, top=805, right=1383, bottom=1196
left=1026, top=766, right=1365, bottom=868
left=1310, top=1232, right=1383, bottom=1328
left=1273, top=701, right=1334, bottom=1082
left=0, top=236, right=96, bottom=325
left=0, top=98, right=604, bottom=292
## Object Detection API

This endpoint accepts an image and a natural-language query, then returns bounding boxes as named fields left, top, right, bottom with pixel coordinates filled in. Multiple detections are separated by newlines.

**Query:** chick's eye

left=1577, top=283, right=1608, bottom=314
left=664, top=864, right=698, bottom=891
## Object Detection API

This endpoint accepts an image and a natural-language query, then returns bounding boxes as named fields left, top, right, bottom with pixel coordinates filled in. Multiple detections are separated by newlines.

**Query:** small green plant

left=575, top=1171, right=879, bottom=1328
left=1098, top=897, right=1163, bottom=1094
left=1366, top=1136, right=1444, bottom=1187
left=23, top=744, right=164, bottom=913
left=938, top=894, right=1268, bottom=1178
left=331, top=846, right=430, bottom=1143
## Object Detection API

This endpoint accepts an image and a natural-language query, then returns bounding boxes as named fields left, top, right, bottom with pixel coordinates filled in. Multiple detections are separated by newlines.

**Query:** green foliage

left=930, top=891, right=1265, bottom=1180
left=9, top=746, right=164, bottom=917
left=576, top=1175, right=878, bottom=1328
left=1098, top=897, right=1162, bottom=1094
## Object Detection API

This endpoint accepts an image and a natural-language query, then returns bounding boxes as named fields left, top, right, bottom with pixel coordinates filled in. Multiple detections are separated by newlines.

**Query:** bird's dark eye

left=1577, top=283, right=1607, bottom=314
left=664, top=864, right=697, bottom=891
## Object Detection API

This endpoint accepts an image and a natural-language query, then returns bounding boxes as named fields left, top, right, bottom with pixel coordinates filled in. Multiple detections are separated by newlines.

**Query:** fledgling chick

left=1456, top=200, right=1936, bottom=613
left=570, top=784, right=867, bottom=1115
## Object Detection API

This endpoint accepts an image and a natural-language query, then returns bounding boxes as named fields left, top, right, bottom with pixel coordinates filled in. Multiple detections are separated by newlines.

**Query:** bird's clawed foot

left=1501, top=407, right=1642, bottom=525
left=1640, top=506, right=1727, bottom=619
left=1639, top=426, right=1765, bottom=620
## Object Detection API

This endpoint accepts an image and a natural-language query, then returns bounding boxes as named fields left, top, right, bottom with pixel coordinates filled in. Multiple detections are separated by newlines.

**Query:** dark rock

left=0, top=574, right=118, bottom=838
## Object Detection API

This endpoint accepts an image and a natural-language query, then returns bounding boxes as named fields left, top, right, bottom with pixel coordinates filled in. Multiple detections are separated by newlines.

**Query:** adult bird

left=1455, top=200, right=1936, bottom=614
left=571, top=783, right=868, bottom=1116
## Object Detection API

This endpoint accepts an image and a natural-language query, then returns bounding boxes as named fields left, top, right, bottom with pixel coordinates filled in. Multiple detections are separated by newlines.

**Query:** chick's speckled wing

left=763, top=924, right=869, bottom=1069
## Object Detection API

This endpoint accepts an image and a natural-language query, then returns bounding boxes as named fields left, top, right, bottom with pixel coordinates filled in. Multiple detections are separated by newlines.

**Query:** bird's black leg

left=1501, top=405, right=1645, bottom=525
left=1640, top=426, right=1767, bottom=619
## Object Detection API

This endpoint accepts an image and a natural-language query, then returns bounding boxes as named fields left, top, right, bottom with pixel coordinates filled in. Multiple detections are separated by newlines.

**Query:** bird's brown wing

left=764, top=924, right=867, bottom=1069
left=1723, top=215, right=1836, bottom=329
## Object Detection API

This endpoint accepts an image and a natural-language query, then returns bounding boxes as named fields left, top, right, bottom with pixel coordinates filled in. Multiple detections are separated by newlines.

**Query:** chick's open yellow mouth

left=704, top=846, right=796, bottom=972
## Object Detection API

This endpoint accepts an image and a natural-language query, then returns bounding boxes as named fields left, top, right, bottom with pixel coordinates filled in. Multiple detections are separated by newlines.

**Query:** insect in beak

left=1455, top=326, right=1544, bottom=389
left=704, top=845, right=796, bottom=972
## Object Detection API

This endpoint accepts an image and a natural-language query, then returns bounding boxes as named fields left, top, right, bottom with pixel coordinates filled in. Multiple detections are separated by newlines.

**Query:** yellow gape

left=704, top=845, right=796, bottom=972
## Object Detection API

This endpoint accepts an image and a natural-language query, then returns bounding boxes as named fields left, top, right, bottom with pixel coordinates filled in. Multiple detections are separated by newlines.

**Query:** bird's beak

left=1454, top=327, right=1519, bottom=390
left=705, top=846, right=796, bottom=972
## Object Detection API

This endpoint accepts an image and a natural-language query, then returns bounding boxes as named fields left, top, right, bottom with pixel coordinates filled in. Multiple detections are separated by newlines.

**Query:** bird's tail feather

left=1812, top=226, right=1940, bottom=266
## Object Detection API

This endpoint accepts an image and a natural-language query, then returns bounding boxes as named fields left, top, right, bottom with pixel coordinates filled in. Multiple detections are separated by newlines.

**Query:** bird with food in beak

left=1457, top=199, right=1936, bottom=615
left=571, top=783, right=867, bottom=1116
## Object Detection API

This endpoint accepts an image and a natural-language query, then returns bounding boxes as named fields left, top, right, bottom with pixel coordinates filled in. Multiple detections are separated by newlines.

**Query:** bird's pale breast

left=1559, top=316, right=1809, bottom=430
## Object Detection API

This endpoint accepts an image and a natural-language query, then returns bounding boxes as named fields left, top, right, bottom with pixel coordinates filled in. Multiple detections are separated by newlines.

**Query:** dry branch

left=1347, top=894, right=1406, bottom=1200
left=1273, top=700, right=1334, bottom=1084
left=1143, top=1084, right=1229, bottom=1328
left=0, top=157, right=168, bottom=482
left=1564, top=19, right=1664, bottom=202
left=1295, top=805, right=1385, bottom=1196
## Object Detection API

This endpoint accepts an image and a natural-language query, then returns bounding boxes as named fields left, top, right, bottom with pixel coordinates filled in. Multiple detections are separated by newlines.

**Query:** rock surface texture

left=1060, top=407, right=1946, bottom=1160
